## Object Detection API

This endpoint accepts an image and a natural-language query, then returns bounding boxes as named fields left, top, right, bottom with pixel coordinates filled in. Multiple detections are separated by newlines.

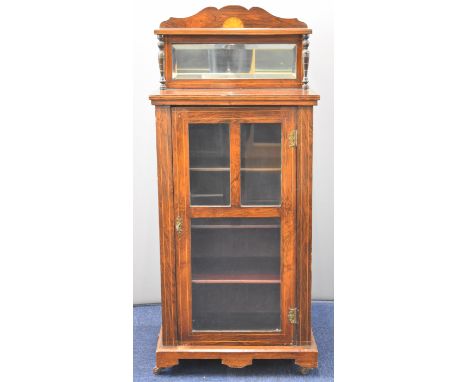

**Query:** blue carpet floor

left=134, top=301, right=333, bottom=381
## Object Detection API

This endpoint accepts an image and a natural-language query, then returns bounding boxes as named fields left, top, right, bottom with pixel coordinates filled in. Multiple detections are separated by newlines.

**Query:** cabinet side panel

left=155, top=106, right=178, bottom=345
left=296, top=107, right=313, bottom=344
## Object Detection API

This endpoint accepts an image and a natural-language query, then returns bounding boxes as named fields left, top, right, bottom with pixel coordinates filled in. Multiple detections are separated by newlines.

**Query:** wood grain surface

left=155, top=329, right=318, bottom=369
left=155, top=28, right=312, bottom=35
left=296, top=106, right=314, bottom=345
left=155, top=107, right=178, bottom=345
left=159, top=6, right=308, bottom=28
left=150, top=89, right=320, bottom=106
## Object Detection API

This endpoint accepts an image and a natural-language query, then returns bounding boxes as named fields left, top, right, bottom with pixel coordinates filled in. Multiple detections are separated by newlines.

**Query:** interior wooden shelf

left=192, top=224, right=280, bottom=229
left=192, top=273, right=280, bottom=284
left=190, top=167, right=281, bottom=172
left=190, top=167, right=230, bottom=172
left=191, top=194, right=225, bottom=198
left=241, top=168, right=281, bottom=172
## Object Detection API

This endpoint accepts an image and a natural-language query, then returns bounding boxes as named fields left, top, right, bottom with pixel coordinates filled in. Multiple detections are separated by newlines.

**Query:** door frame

left=172, top=107, right=297, bottom=346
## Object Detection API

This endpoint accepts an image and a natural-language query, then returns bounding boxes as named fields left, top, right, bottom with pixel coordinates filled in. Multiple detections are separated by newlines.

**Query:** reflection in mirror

left=173, top=44, right=296, bottom=80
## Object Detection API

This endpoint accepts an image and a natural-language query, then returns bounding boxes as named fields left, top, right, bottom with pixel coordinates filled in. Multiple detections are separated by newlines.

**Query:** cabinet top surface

left=149, top=88, right=320, bottom=106
left=155, top=28, right=311, bottom=36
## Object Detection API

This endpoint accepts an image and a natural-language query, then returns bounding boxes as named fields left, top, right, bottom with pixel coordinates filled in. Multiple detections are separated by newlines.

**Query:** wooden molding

left=149, top=89, right=320, bottom=106
left=160, top=6, right=307, bottom=28
left=155, top=329, right=318, bottom=369
left=155, top=28, right=311, bottom=35
left=221, top=357, right=253, bottom=368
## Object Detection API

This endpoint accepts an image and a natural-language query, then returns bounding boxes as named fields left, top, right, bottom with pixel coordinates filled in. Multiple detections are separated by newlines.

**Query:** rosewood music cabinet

left=149, top=6, right=320, bottom=375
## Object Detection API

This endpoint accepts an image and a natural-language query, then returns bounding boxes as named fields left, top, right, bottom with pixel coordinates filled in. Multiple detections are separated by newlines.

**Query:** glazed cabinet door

left=172, top=107, right=296, bottom=345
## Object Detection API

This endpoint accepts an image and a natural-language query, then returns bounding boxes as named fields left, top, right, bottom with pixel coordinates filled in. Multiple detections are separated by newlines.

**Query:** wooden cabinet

left=149, top=6, right=320, bottom=375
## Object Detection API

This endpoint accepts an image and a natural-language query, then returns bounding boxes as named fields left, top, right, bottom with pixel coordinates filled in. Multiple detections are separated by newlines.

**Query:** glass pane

left=189, top=123, right=230, bottom=206
left=172, top=44, right=296, bottom=80
left=191, top=218, right=281, bottom=331
left=192, top=284, right=280, bottom=331
left=241, top=123, right=281, bottom=206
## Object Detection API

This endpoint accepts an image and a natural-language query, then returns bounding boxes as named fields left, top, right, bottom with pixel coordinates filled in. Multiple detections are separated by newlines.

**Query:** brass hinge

left=288, top=307, right=298, bottom=324
left=288, top=130, right=298, bottom=148
left=175, top=216, right=183, bottom=236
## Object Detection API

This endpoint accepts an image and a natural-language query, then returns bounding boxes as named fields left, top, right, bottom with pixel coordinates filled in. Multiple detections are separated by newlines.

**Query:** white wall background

left=133, top=0, right=333, bottom=304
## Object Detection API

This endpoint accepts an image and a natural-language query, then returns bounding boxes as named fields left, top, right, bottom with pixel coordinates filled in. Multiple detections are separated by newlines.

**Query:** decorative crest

left=160, top=6, right=307, bottom=28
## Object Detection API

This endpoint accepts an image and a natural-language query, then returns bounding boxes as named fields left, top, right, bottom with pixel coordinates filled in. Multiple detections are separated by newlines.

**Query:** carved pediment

left=160, top=6, right=307, bottom=28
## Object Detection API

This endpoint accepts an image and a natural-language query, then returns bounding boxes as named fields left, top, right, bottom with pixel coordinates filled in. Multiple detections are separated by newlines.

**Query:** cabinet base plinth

left=155, top=329, right=318, bottom=370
